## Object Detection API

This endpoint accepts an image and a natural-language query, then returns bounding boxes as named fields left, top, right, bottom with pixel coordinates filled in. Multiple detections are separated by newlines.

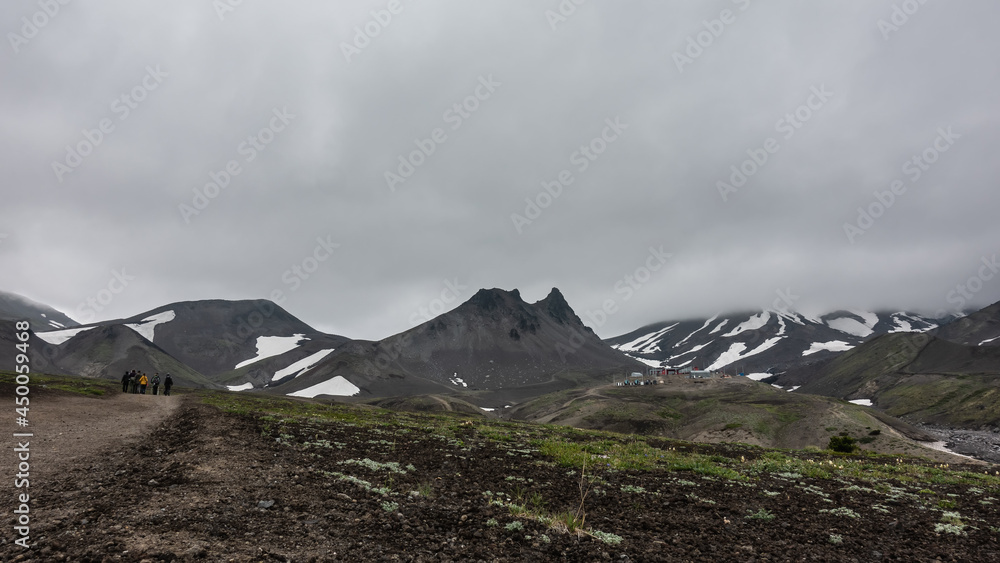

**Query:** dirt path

left=22, top=390, right=181, bottom=480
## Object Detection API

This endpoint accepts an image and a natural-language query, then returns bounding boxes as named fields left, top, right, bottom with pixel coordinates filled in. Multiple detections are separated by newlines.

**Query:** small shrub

left=745, top=508, right=775, bottom=521
left=590, top=530, right=623, bottom=545
left=828, top=534, right=843, bottom=545
left=935, top=523, right=965, bottom=535
left=486, top=518, right=498, bottom=527
left=828, top=436, right=857, bottom=453
left=820, top=507, right=860, bottom=518
left=380, top=501, right=399, bottom=513
left=505, top=521, right=524, bottom=532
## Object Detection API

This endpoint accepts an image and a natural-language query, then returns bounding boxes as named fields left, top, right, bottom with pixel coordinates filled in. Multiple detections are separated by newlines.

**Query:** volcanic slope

left=771, top=327, right=1000, bottom=429
left=935, top=299, right=1000, bottom=346
left=31, top=299, right=350, bottom=384
left=0, top=290, right=78, bottom=329
left=273, top=287, right=644, bottom=400
left=46, top=324, right=218, bottom=388
left=509, top=376, right=958, bottom=457
left=606, top=309, right=945, bottom=374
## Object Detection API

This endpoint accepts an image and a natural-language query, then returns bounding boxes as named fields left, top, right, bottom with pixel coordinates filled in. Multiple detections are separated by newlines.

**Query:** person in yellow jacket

left=139, top=373, right=149, bottom=395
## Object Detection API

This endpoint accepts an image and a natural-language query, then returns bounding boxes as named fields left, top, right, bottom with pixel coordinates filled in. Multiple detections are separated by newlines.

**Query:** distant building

left=617, top=370, right=658, bottom=386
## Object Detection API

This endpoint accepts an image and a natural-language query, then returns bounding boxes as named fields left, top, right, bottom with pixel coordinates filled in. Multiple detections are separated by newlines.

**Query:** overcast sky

left=1, top=1, right=998, bottom=340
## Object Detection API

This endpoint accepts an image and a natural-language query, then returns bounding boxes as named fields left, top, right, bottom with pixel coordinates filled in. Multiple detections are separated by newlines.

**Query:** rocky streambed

left=921, top=425, right=1000, bottom=464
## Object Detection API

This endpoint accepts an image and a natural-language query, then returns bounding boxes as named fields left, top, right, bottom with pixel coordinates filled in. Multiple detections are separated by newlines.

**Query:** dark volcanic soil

left=3, top=386, right=1000, bottom=562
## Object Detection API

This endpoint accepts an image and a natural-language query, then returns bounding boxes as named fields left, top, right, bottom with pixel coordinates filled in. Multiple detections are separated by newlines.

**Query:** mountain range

left=0, top=288, right=639, bottom=402
left=606, top=309, right=950, bottom=375
left=2, top=289, right=998, bottom=432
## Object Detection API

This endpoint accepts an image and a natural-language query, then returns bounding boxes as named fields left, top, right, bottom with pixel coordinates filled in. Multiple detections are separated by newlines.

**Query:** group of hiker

left=121, top=369, right=172, bottom=396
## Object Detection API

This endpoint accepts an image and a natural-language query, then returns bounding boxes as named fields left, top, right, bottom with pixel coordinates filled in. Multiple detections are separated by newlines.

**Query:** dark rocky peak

left=537, top=287, right=574, bottom=324
left=467, top=288, right=521, bottom=312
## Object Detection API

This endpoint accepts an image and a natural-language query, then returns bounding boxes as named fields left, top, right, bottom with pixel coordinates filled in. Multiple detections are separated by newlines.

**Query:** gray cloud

left=2, top=0, right=998, bottom=340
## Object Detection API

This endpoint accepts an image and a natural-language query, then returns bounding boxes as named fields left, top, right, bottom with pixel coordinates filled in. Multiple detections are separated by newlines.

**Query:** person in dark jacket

left=121, top=371, right=131, bottom=393
left=151, top=373, right=161, bottom=396
left=163, top=373, right=173, bottom=396
left=131, top=371, right=140, bottom=393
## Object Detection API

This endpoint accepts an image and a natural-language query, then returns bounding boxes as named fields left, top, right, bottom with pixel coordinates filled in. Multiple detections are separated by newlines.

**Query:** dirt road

left=21, top=390, right=181, bottom=479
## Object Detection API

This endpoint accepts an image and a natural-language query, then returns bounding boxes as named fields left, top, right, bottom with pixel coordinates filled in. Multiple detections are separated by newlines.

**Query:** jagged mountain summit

left=605, top=309, right=946, bottom=375
left=270, top=287, right=643, bottom=399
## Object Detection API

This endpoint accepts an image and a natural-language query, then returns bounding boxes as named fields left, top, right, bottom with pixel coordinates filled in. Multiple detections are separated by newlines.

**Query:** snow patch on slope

left=674, top=315, right=718, bottom=348
left=235, top=334, right=309, bottom=369
left=125, top=310, right=176, bottom=342
left=979, top=336, right=1000, bottom=346
left=288, top=376, right=360, bottom=398
left=851, top=310, right=879, bottom=330
left=802, top=340, right=855, bottom=356
left=627, top=355, right=663, bottom=368
left=273, top=348, right=336, bottom=381
left=35, top=326, right=95, bottom=345
left=707, top=336, right=784, bottom=371
left=668, top=341, right=713, bottom=361
left=227, top=383, right=254, bottom=392
left=708, top=319, right=729, bottom=335
left=615, top=324, right=678, bottom=353
left=722, top=312, right=770, bottom=337
left=888, top=314, right=913, bottom=333
left=827, top=317, right=873, bottom=338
